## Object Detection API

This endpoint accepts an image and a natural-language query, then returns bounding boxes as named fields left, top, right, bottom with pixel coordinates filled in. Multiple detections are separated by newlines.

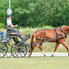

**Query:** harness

left=55, top=27, right=67, bottom=42
left=36, top=27, right=67, bottom=43
left=36, top=29, right=46, bottom=41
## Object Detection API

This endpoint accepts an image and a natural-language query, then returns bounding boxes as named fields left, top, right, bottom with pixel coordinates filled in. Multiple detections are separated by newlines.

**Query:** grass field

left=0, top=56, right=69, bottom=69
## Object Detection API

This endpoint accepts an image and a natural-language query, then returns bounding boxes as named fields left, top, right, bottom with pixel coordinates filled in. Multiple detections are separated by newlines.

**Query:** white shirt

left=7, top=18, right=12, bottom=26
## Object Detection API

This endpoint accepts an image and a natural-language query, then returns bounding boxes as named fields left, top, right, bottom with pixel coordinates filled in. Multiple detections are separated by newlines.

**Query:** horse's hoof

left=68, top=54, right=69, bottom=56
left=29, top=55, right=31, bottom=58
left=51, top=55, right=54, bottom=57
left=44, top=55, right=46, bottom=57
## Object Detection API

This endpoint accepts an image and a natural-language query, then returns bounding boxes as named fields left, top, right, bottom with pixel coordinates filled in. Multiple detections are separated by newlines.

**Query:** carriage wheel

left=6, top=41, right=13, bottom=58
left=0, top=43, right=8, bottom=58
left=24, top=43, right=31, bottom=58
left=11, top=43, right=18, bottom=58
left=11, top=42, right=27, bottom=58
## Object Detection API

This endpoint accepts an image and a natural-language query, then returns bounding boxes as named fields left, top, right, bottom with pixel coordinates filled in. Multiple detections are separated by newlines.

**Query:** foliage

left=0, top=0, right=69, bottom=27
left=0, top=23, right=4, bottom=28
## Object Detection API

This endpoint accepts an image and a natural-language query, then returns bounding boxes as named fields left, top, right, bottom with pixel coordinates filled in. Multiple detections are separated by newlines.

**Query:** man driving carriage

left=2, top=15, right=27, bottom=43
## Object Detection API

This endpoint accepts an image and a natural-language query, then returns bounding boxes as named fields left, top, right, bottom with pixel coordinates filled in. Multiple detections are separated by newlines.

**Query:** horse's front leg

left=60, top=41, right=69, bottom=56
left=51, top=43, right=60, bottom=57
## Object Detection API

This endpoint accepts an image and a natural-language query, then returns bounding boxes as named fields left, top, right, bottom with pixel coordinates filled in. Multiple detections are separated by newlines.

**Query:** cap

left=7, top=15, right=13, bottom=17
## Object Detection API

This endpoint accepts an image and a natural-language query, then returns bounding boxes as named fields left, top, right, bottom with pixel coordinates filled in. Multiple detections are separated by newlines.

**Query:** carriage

left=0, top=26, right=31, bottom=58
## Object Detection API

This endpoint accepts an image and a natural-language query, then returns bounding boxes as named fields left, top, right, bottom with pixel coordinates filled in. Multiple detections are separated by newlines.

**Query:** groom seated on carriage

left=2, top=15, right=29, bottom=43
left=0, top=30, right=5, bottom=41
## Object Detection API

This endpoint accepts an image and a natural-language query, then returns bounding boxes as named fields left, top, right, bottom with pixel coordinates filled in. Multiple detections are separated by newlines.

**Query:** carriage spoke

left=24, top=43, right=31, bottom=58
left=0, top=43, right=8, bottom=58
left=11, top=42, right=27, bottom=58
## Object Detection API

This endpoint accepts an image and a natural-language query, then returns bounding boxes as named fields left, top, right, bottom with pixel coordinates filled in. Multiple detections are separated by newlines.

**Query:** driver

left=2, top=15, right=26, bottom=43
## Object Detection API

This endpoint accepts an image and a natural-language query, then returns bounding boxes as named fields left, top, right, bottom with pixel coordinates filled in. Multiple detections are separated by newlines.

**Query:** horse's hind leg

left=51, top=43, right=60, bottom=57
left=38, top=43, right=46, bottom=57
left=29, top=44, right=37, bottom=57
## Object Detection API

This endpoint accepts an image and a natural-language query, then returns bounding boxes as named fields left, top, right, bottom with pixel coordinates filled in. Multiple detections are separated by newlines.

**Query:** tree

left=0, top=0, right=69, bottom=27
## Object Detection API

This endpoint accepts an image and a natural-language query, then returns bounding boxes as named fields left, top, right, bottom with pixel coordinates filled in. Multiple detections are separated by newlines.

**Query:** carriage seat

left=7, top=33, right=19, bottom=37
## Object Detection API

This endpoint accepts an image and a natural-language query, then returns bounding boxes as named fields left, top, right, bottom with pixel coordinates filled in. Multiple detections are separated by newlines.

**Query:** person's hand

left=15, top=25, right=18, bottom=27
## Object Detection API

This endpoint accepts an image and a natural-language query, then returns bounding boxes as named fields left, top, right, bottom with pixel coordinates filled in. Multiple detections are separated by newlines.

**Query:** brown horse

left=29, top=26, right=69, bottom=57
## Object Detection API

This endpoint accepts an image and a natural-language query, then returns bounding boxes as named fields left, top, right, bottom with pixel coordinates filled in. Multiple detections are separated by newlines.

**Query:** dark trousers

left=6, top=27, right=23, bottom=42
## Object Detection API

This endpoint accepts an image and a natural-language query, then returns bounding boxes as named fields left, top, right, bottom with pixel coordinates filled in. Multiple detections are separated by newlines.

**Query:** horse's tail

left=30, top=32, right=36, bottom=46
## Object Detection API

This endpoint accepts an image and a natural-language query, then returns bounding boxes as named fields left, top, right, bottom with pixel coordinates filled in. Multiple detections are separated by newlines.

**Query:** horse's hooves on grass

left=51, top=55, right=54, bottom=57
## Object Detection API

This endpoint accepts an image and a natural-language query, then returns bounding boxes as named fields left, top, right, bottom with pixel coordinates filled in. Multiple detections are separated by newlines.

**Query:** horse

left=29, top=26, right=69, bottom=57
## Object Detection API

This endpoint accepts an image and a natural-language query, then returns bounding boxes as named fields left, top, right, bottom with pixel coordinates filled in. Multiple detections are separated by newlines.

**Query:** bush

left=0, top=23, right=4, bottom=28
left=42, top=25, right=53, bottom=29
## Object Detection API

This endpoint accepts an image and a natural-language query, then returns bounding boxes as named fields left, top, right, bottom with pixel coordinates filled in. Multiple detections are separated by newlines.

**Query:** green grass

left=0, top=56, right=69, bottom=69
